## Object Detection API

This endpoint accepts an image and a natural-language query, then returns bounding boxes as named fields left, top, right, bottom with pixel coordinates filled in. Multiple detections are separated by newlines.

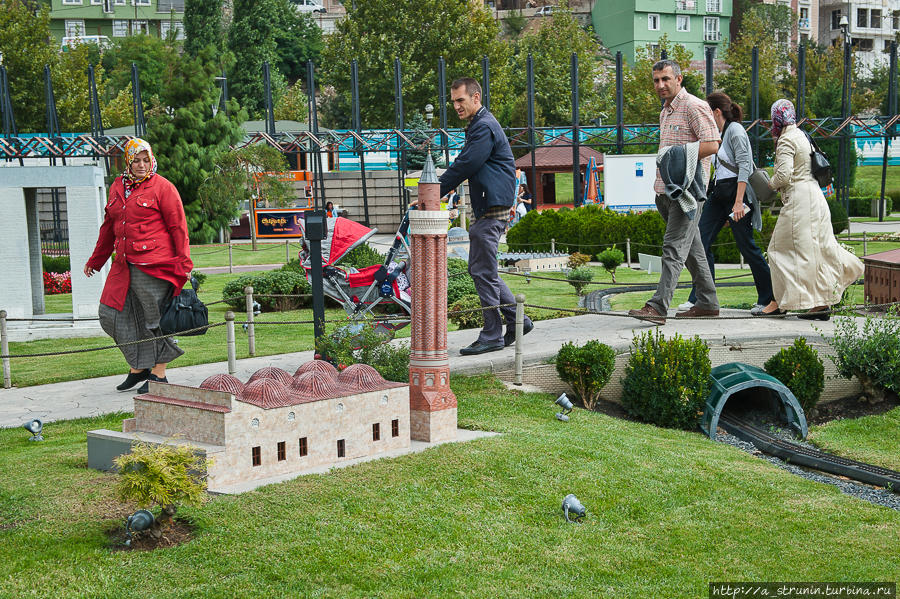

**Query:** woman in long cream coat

left=766, top=99, right=863, bottom=320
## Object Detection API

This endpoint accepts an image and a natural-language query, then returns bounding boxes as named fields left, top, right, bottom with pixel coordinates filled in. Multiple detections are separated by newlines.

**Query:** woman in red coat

left=84, top=138, right=193, bottom=394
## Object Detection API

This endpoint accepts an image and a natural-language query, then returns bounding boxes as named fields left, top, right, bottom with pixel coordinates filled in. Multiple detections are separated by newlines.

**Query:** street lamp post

left=839, top=14, right=851, bottom=213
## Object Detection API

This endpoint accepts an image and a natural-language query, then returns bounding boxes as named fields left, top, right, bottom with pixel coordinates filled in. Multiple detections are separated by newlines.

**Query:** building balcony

left=798, top=18, right=810, bottom=29
left=675, top=0, right=698, bottom=13
left=704, top=31, right=722, bottom=42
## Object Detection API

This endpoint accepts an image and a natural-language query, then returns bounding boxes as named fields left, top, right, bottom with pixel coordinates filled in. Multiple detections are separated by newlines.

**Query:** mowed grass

left=0, top=375, right=897, bottom=598
left=808, top=406, right=900, bottom=472
left=188, top=240, right=300, bottom=269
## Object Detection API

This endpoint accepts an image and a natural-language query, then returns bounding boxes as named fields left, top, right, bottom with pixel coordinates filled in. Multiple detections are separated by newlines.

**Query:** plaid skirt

left=99, top=265, right=184, bottom=369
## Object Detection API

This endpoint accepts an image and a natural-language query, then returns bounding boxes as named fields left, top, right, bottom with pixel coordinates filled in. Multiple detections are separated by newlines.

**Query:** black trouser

left=688, top=179, right=775, bottom=306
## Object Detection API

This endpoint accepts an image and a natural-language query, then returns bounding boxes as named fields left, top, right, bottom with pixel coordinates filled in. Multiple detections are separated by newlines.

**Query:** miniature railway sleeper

left=718, top=413, right=900, bottom=493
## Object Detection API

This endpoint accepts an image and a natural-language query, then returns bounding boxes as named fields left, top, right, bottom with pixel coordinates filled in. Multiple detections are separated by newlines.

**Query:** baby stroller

left=298, top=213, right=413, bottom=338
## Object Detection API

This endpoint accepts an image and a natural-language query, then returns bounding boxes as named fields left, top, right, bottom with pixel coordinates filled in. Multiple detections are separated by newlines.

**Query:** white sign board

left=602, top=153, right=658, bottom=212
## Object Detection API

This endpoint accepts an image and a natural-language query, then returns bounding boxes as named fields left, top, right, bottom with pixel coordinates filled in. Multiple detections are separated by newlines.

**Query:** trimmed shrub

left=567, top=267, right=593, bottom=296
left=341, top=243, right=385, bottom=269
left=280, top=258, right=305, bottom=274
left=622, top=330, right=711, bottom=430
left=222, top=271, right=311, bottom=312
left=827, top=310, right=900, bottom=403
left=827, top=197, right=849, bottom=235
left=567, top=252, right=591, bottom=269
left=314, top=323, right=410, bottom=382
left=42, top=254, right=70, bottom=273
left=449, top=294, right=483, bottom=330
left=846, top=197, right=893, bottom=217
left=597, top=247, right=625, bottom=283
left=555, top=340, right=616, bottom=410
left=447, top=258, right=477, bottom=306
left=763, top=337, right=825, bottom=414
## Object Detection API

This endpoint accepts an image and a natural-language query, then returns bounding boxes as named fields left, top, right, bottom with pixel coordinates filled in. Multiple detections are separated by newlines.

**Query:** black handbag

left=804, top=132, right=833, bottom=187
left=160, top=277, right=208, bottom=336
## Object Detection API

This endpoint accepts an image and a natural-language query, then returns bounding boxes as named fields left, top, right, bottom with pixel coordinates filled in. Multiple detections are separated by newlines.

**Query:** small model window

left=252, top=446, right=261, bottom=466
left=391, top=419, right=399, bottom=438
left=337, top=439, right=345, bottom=458
left=372, top=423, right=381, bottom=441
left=299, top=437, right=308, bottom=457
left=277, top=441, right=286, bottom=461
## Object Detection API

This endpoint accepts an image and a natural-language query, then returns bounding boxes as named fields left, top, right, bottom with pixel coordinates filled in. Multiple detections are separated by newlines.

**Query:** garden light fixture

left=125, top=509, right=154, bottom=546
left=23, top=419, right=43, bottom=441
left=562, top=494, right=586, bottom=523
left=555, top=393, right=573, bottom=422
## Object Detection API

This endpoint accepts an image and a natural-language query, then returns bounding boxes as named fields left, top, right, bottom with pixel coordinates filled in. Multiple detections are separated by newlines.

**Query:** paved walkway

left=0, top=309, right=836, bottom=428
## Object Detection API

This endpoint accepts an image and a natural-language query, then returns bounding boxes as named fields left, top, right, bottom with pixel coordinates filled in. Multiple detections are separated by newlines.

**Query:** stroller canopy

left=301, top=216, right=378, bottom=267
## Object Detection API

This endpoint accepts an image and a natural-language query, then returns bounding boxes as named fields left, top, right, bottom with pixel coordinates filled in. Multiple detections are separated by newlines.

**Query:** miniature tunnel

left=701, top=362, right=808, bottom=440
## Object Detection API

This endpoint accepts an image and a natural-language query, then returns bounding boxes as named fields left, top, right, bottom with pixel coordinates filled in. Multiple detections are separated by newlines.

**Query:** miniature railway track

left=718, top=413, right=900, bottom=493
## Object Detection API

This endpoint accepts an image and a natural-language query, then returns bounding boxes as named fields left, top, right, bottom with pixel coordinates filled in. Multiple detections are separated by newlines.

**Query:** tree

left=53, top=44, right=105, bottom=132
left=507, top=1, right=604, bottom=126
left=183, top=0, right=224, bottom=57
left=197, top=145, right=293, bottom=243
left=404, top=111, right=443, bottom=170
left=274, top=81, right=310, bottom=122
left=0, top=0, right=57, bottom=132
left=320, top=0, right=511, bottom=128
left=100, top=34, right=179, bottom=102
left=228, top=0, right=286, bottom=115
left=145, top=47, right=247, bottom=242
left=271, top=1, right=323, bottom=84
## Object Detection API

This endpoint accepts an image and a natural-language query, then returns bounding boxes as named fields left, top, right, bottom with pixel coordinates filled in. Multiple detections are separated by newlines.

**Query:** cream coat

left=768, top=124, right=863, bottom=310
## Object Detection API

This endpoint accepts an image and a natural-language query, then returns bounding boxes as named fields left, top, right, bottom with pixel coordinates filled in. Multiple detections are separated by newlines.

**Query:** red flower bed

left=43, top=271, right=72, bottom=295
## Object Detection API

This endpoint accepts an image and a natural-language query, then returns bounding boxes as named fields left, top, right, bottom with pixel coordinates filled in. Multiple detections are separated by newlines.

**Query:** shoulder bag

left=160, top=277, right=209, bottom=336
left=804, top=132, right=833, bottom=188
left=715, top=155, right=775, bottom=205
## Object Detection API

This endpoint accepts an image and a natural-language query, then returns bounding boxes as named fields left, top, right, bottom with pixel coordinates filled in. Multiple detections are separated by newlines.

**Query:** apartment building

left=592, top=0, right=733, bottom=64
left=819, top=0, right=900, bottom=74
left=48, top=0, right=185, bottom=46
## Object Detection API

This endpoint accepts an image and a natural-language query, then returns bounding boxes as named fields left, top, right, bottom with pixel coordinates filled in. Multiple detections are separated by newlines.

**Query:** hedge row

left=845, top=197, right=893, bottom=217
left=506, top=204, right=778, bottom=264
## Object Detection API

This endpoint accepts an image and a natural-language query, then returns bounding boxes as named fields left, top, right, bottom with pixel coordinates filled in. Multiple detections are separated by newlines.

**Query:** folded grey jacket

left=656, top=141, right=706, bottom=220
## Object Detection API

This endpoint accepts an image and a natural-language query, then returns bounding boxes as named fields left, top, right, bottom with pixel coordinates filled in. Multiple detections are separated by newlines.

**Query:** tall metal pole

left=0, top=65, right=22, bottom=166
left=751, top=47, right=759, bottom=165
left=351, top=60, right=370, bottom=226
left=394, top=58, right=406, bottom=214
left=797, top=43, right=807, bottom=120
left=527, top=54, right=537, bottom=208
left=615, top=51, right=624, bottom=154
left=438, top=56, right=449, bottom=168
left=481, top=55, right=490, bottom=112
left=306, top=60, right=326, bottom=207
left=131, top=62, right=146, bottom=137
left=571, top=53, right=580, bottom=207
left=220, top=69, right=228, bottom=116
left=705, top=46, right=714, bottom=97
left=263, top=61, right=275, bottom=136
left=87, top=63, right=109, bottom=172
left=840, top=36, right=852, bottom=212
left=879, top=41, right=897, bottom=223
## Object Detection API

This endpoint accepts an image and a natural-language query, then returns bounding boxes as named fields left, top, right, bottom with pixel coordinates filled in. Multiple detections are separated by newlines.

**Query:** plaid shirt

left=655, top=87, right=720, bottom=194
left=481, top=205, right=511, bottom=221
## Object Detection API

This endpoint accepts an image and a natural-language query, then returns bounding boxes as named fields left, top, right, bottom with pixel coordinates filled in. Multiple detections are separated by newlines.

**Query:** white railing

left=704, top=31, right=722, bottom=41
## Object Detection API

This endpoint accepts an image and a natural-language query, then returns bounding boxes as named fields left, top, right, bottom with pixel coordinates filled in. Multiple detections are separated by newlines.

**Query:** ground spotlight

left=23, top=419, right=43, bottom=441
left=562, top=494, right=586, bottom=523
left=125, top=509, right=155, bottom=546
left=555, top=393, right=573, bottom=422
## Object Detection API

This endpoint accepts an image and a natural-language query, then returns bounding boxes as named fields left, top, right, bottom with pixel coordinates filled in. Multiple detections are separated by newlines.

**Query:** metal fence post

left=244, top=285, right=256, bottom=356
left=615, top=51, right=624, bottom=154
left=626, top=238, right=631, bottom=268
left=228, top=243, right=233, bottom=274
left=571, top=52, right=580, bottom=207
left=225, top=311, right=236, bottom=375
left=1, top=310, right=10, bottom=389
left=285, top=239, right=290, bottom=264
left=863, top=231, right=867, bottom=256
left=514, top=294, right=525, bottom=386
left=551, top=238, right=556, bottom=254
left=751, top=47, right=759, bottom=165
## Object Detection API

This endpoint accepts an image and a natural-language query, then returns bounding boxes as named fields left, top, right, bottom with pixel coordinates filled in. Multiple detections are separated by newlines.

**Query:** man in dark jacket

left=440, top=78, right=531, bottom=355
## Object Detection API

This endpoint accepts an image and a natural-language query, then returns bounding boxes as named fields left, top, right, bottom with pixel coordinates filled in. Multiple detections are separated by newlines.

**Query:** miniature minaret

left=407, top=153, right=457, bottom=442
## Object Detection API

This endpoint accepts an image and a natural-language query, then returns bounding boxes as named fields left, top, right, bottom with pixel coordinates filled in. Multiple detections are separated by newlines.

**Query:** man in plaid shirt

left=628, top=59, right=721, bottom=325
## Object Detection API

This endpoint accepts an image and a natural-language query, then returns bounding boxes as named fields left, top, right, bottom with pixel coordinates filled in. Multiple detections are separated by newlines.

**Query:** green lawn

left=808, top=406, right=900, bottom=472
left=854, top=164, right=900, bottom=191
left=189, top=241, right=300, bottom=269
left=0, top=375, right=896, bottom=598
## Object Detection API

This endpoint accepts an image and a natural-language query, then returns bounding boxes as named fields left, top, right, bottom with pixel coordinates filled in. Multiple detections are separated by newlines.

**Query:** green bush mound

left=827, top=310, right=900, bottom=403
left=506, top=203, right=777, bottom=264
left=763, top=337, right=825, bottom=414
left=222, top=270, right=312, bottom=312
left=555, top=340, right=616, bottom=410
left=447, top=258, right=476, bottom=306
left=844, top=197, right=893, bottom=217
left=826, top=198, right=849, bottom=235
left=567, top=266, right=593, bottom=296
left=622, top=330, right=711, bottom=430
left=314, top=323, right=410, bottom=383
left=42, top=255, right=71, bottom=273
left=340, top=243, right=385, bottom=270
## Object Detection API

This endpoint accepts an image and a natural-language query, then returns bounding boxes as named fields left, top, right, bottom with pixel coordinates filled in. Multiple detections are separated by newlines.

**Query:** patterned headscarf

left=770, top=99, right=797, bottom=140
left=123, top=138, right=157, bottom=197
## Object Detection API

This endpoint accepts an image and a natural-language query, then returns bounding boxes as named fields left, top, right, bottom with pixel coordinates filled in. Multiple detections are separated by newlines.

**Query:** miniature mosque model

left=87, top=155, right=461, bottom=493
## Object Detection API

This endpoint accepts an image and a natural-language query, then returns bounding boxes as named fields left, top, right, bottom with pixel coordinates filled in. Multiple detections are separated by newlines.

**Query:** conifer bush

left=763, top=337, right=825, bottom=414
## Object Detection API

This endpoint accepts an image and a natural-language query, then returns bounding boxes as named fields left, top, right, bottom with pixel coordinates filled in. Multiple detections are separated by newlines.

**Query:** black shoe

left=797, top=307, right=831, bottom=321
left=136, top=374, right=168, bottom=394
left=459, top=340, right=505, bottom=356
left=116, top=369, right=149, bottom=391
left=504, top=318, right=534, bottom=347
